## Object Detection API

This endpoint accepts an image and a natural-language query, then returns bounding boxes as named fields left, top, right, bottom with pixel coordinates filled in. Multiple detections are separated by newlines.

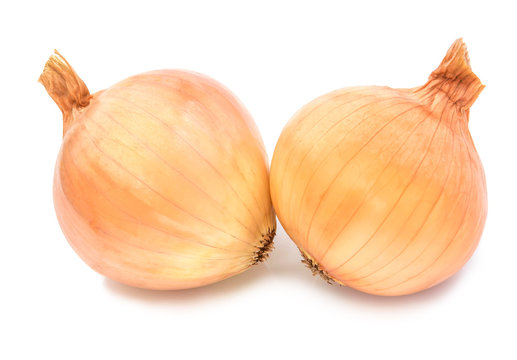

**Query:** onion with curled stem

left=40, top=51, right=275, bottom=290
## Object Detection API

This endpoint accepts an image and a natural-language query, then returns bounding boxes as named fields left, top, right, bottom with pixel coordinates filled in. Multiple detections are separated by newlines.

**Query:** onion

left=270, top=39, right=487, bottom=296
left=40, top=51, right=275, bottom=290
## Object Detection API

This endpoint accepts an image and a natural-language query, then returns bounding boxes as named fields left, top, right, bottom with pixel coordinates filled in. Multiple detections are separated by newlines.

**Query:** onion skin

left=41, top=52, right=275, bottom=290
left=270, top=39, right=487, bottom=296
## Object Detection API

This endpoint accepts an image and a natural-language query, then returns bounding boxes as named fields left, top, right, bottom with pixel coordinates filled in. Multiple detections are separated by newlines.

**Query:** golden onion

left=270, top=39, right=486, bottom=296
left=40, top=51, right=275, bottom=290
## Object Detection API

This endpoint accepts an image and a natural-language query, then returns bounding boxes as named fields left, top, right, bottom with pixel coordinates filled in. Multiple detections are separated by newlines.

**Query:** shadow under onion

left=104, top=222, right=471, bottom=307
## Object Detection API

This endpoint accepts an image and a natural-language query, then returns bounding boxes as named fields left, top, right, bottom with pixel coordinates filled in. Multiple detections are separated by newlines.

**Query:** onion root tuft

left=300, top=250, right=338, bottom=285
left=252, top=227, right=276, bottom=265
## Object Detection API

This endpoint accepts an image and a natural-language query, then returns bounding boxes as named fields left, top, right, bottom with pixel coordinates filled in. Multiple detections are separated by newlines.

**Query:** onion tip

left=419, top=38, right=485, bottom=112
left=39, top=50, right=91, bottom=135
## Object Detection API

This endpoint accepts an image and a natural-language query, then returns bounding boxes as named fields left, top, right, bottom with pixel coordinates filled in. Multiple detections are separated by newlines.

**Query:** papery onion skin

left=270, top=39, right=487, bottom=296
left=41, top=51, right=275, bottom=290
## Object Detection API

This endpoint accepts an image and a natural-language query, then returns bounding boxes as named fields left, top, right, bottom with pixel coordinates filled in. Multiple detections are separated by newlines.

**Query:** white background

left=1, top=1, right=516, bottom=359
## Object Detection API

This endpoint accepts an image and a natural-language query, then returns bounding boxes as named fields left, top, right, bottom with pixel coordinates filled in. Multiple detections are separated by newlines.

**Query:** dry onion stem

left=40, top=51, right=275, bottom=289
left=270, top=39, right=487, bottom=296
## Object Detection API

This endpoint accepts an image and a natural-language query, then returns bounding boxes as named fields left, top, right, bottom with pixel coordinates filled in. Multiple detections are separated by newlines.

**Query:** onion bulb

left=270, top=39, right=487, bottom=296
left=40, top=51, right=275, bottom=290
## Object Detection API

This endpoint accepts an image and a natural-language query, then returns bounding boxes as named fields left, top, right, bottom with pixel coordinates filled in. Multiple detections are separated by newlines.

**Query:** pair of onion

left=41, top=39, right=486, bottom=296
